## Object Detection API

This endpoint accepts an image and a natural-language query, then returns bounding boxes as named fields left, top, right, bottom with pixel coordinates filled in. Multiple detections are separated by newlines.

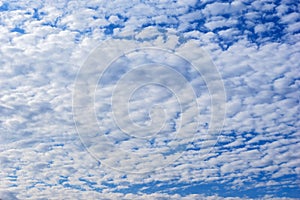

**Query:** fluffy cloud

left=0, top=0, right=299, bottom=199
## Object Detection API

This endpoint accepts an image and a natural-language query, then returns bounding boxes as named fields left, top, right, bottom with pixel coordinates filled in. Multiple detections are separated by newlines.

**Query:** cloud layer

left=0, top=0, right=299, bottom=199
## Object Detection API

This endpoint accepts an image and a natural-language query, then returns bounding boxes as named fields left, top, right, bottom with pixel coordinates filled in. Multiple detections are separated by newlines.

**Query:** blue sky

left=0, top=0, right=299, bottom=199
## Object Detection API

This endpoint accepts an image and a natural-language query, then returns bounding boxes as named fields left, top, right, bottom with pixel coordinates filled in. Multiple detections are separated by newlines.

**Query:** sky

left=0, top=0, right=299, bottom=199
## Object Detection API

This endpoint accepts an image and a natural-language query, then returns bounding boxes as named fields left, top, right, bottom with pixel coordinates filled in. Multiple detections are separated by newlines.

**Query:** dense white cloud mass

left=0, top=0, right=299, bottom=199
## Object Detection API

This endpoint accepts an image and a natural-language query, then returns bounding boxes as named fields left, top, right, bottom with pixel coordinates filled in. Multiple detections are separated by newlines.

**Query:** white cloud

left=0, top=0, right=299, bottom=199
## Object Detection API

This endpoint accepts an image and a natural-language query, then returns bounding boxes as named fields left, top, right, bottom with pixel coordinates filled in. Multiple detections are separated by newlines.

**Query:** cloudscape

left=0, top=0, right=299, bottom=199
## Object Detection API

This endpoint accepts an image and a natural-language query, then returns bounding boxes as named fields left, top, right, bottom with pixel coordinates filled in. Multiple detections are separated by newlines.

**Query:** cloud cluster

left=0, top=0, right=299, bottom=199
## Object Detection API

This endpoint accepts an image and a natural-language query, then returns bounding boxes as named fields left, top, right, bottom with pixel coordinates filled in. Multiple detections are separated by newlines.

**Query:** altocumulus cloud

left=0, top=0, right=299, bottom=199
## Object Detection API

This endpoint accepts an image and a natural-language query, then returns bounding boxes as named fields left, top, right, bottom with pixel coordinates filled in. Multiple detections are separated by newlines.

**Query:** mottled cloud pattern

left=0, top=0, right=299, bottom=199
